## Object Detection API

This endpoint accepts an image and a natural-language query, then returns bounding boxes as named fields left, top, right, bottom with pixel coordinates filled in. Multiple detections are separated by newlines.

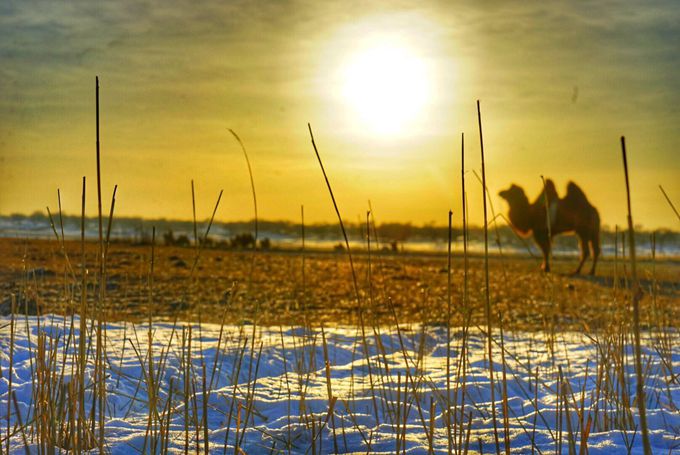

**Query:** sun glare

left=341, top=43, right=431, bottom=136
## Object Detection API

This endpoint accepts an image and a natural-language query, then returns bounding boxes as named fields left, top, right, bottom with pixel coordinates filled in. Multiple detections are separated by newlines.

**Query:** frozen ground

left=0, top=315, right=678, bottom=453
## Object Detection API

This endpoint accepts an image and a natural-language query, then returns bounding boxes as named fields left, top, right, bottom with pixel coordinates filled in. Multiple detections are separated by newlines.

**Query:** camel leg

left=589, top=231, right=600, bottom=275
left=534, top=231, right=551, bottom=273
left=573, top=233, right=590, bottom=275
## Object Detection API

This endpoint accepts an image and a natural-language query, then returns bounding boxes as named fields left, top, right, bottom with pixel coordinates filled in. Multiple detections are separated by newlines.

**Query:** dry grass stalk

left=620, top=136, right=652, bottom=455
left=477, top=99, right=501, bottom=454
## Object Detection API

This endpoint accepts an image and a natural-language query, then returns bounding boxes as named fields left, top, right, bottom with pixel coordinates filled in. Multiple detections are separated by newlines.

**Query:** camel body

left=499, top=180, right=600, bottom=274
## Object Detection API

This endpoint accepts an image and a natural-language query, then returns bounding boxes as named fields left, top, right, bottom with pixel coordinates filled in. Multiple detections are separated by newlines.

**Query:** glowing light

left=341, top=42, right=431, bottom=136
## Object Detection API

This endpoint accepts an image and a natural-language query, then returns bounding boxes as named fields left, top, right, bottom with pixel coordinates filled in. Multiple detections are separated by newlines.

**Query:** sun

left=341, top=42, right=431, bottom=136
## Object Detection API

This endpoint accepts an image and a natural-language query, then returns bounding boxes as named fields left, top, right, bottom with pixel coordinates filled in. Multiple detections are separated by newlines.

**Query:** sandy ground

left=0, top=238, right=677, bottom=330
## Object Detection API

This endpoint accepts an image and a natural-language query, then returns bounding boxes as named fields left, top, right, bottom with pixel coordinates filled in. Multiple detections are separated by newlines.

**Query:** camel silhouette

left=499, top=179, right=600, bottom=275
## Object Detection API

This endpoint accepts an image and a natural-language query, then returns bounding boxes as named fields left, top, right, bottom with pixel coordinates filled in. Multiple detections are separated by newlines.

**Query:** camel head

left=498, top=184, right=528, bottom=206
left=499, top=184, right=532, bottom=235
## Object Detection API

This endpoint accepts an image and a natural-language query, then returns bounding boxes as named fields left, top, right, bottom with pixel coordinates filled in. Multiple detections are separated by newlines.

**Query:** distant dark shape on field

left=499, top=179, right=600, bottom=275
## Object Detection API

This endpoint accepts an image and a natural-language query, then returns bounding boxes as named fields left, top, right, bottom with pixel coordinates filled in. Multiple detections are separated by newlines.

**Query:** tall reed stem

left=229, top=129, right=258, bottom=242
left=620, top=136, right=651, bottom=455
left=446, top=210, right=453, bottom=453
left=307, top=123, right=380, bottom=426
left=477, top=100, right=501, bottom=455
left=94, top=75, right=106, bottom=452
left=658, top=185, right=680, bottom=222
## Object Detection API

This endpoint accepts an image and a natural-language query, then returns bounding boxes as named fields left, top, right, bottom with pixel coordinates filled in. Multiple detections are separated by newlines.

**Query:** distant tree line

left=1, top=212, right=678, bottom=255
left=163, top=230, right=271, bottom=250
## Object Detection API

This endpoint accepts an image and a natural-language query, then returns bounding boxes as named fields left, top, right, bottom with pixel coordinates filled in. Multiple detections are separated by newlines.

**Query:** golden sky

left=1, top=1, right=679, bottom=229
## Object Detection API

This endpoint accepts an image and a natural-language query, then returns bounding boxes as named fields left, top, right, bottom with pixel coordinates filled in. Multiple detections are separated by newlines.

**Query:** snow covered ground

left=1, top=315, right=678, bottom=454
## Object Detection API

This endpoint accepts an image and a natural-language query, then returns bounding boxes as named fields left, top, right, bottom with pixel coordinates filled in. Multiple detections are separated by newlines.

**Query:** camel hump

left=564, top=181, right=591, bottom=207
left=543, top=179, right=559, bottom=202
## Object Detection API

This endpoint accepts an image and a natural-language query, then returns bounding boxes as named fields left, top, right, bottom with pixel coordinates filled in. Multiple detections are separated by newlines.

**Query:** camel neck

left=508, top=200, right=532, bottom=234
